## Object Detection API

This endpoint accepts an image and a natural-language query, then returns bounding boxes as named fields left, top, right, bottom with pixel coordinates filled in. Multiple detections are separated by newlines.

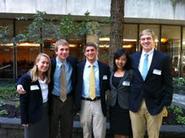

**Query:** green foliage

left=0, top=110, right=8, bottom=116
left=0, top=26, right=9, bottom=43
left=0, top=82, right=17, bottom=100
left=60, top=14, right=77, bottom=39
left=77, top=11, right=100, bottom=36
left=167, top=105, right=185, bottom=125
left=173, top=77, right=185, bottom=87
left=59, top=12, right=100, bottom=40
left=27, top=11, right=60, bottom=43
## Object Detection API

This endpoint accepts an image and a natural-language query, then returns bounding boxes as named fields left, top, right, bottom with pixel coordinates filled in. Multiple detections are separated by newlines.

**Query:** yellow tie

left=60, top=63, right=67, bottom=102
left=89, top=65, right=96, bottom=100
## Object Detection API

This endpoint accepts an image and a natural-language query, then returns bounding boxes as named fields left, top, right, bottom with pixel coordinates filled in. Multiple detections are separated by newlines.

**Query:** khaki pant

left=129, top=100, right=164, bottom=138
left=80, top=100, right=106, bottom=138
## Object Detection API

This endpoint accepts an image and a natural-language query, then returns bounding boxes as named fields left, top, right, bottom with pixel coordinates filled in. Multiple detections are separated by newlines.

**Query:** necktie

left=60, top=63, right=67, bottom=102
left=89, top=65, right=96, bottom=100
left=141, top=54, right=149, bottom=80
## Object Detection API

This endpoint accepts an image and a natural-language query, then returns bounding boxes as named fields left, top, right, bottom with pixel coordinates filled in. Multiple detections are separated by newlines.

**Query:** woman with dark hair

left=109, top=48, right=132, bottom=138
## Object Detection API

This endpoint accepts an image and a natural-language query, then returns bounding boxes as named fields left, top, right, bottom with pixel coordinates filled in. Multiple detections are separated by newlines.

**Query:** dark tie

left=141, top=54, right=149, bottom=80
left=60, top=63, right=67, bottom=102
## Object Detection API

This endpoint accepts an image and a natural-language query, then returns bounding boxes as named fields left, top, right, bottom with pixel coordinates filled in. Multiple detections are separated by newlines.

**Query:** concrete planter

left=1, top=117, right=185, bottom=138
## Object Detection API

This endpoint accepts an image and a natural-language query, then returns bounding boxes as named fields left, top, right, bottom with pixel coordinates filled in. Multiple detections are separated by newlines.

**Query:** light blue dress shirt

left=52, top=57, right=72, bottom=96
left=82, top=60, right=100, bottom=98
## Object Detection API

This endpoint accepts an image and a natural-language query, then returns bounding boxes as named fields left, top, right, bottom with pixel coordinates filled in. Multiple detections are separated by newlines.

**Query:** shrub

left=164, top=105, right=185, bottom=125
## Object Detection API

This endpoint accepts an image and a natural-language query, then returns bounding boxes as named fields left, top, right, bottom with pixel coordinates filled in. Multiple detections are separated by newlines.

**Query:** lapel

left=133, top=52, right=143, bottom=80
left=145, top=50, right=158, bottom=80
left=98, top=61, right=103, bottom=83
left=79, top=60, right=86, bottom=78
left=118, top=70, right=129, bottom=88
left=110, top=70, right=130, bottom=89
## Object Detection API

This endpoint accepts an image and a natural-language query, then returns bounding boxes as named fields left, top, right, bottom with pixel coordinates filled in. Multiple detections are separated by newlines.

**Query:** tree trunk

left=109, top=0, right=124, bottom=66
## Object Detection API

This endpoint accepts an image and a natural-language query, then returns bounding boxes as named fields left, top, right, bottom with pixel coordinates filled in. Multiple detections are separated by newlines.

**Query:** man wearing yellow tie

left=75, top=42, right=110, bottom=138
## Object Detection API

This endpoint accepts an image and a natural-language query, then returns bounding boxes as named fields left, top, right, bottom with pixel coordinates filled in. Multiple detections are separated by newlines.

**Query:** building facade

left=0, top=0, right=185, bottom=79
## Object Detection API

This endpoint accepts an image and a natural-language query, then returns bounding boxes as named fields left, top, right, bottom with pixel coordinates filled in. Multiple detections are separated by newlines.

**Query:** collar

left=141, top=48, right=154, bottom=56
left=56, top=57, right=66, bottom=68
left=85, top=60, right=98, bottom=68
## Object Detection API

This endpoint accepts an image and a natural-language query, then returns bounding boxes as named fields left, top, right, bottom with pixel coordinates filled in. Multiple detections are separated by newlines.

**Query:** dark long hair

left=113, top=48, right=131, bottom=72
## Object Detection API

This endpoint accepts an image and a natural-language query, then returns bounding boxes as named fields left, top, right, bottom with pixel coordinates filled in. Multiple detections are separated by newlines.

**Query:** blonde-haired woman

left=17, top=53, right=51, bottom=138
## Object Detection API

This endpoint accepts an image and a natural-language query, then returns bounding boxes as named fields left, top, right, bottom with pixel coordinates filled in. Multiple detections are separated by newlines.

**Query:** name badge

left=30, top=85, right=39, bottom=90
left=122, top=81, right=130, bottom=86
left=103, top=75, right=108, bottom=80
left=153, top=69, right=162, bottom=75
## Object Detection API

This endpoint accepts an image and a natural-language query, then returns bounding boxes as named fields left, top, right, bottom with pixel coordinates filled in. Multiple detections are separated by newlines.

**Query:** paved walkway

left=173, top=93, right=185, bottom=108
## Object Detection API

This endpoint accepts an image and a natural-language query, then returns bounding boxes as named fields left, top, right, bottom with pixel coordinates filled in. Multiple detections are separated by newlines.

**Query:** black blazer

left=75, top=60, right=110, bottom=116
left=18, top=72, right=45, bottom=124
left=48, top=56, right=77, bottom=113
left=129, top=50, right=173, bottom=115
left=109, top=70, right=132, bottom=109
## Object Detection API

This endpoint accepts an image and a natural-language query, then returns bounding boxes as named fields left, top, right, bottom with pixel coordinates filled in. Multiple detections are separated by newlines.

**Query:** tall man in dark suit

left=129, top=29, right=173, bottom=138
left=49, top=39, right=77, bottom=138
left=75, top=42, right=110, bottom=138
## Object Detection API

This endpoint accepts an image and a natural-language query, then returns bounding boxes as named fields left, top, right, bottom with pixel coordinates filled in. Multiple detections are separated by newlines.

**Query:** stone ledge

left=1, top=117, right=185, bottom=138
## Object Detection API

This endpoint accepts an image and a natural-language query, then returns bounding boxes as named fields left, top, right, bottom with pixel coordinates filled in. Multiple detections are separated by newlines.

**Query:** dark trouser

left=50, top=95, right=73, bottom=138
left=24, top=102, right=49, bottom=138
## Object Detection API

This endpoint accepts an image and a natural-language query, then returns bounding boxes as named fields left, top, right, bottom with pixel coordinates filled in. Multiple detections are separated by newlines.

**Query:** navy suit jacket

left=48, top=56, right=78, bottom=113
left=18, top=72, right=44, bottom=124
left=75, top=60, right=110, bottom=116
left=129, top=50, right=173, bottom=115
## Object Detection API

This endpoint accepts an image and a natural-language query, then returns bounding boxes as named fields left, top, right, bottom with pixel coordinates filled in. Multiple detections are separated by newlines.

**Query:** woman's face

left=36, top=56, right=50, bottom=73
left=115, top=55, right=127, bottom=70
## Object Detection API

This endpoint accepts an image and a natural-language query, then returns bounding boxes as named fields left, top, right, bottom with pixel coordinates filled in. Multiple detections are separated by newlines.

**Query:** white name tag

left=122, top=81, right=130, bottom=86
left=153, top=69, right=162, bottom=75
left=103, top=75, right=108, bottom=80
left=30, top=85, right=39, bottom=90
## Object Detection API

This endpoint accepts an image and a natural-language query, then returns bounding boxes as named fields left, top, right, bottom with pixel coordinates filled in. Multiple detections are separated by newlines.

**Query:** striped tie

left=60, top=63, right=67, bottom=102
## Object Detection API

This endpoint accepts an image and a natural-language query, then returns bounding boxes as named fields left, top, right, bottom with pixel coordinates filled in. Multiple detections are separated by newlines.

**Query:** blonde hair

left=30, top=53, right=51, bottom=83
left=54, top=39, right=69, bottom=51
left=139, top=29, right=156, bottom=40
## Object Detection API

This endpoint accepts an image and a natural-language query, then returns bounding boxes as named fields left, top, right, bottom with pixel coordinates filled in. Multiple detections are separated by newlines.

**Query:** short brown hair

left=54, top=39, right=69, bottom=51
left=84, top=42, right=97, bottom=51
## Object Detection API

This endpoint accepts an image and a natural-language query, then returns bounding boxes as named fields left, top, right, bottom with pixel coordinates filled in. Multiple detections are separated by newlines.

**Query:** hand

left=17, top=85, right=26, bottom=94
left=22, top=124, right=29, bottom=127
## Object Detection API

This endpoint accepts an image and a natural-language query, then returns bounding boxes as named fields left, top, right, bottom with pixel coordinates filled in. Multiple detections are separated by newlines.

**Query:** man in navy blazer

left=48, top=39, right=77, bottom=138
left=75, top=42, right=110, bottom=138
left=129, top=29, right=173, bottom=138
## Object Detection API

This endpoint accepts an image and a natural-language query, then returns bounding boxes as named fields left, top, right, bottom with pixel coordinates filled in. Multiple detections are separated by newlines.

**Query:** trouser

left=129, top=100, right=164, bottom=138
left=50, top=95, right=73, bottom=138
left=80, top=99, right=106, bottom=138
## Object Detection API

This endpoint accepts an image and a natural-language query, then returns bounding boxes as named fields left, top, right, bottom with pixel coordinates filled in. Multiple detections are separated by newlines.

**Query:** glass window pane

left=0, top=20, right=13, bottom=79
left=161, top=25, right=180, bottom=77
left=124, top=24, right=137, bottom=54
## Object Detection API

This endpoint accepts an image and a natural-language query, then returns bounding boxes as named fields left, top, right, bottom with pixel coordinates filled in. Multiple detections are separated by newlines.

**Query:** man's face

left=140, top=34, right=155, bottom=52
left=55, top=45, right=69, bottom=61
left=84, top=46, right=97, bottom=63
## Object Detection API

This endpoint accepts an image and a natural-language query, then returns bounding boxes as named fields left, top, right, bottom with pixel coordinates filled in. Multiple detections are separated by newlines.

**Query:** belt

left=52, top=93, right=72, bottom=99
left=81, top=97, right=101, bottom=101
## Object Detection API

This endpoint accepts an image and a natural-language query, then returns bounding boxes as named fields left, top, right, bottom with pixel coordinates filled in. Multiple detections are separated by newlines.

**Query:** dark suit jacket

left=109, top=70, right=132, bottom=109
left=75, top=60, right=110, bottom=116
left=129, top=50, right=173, bottom=115
left=48, top=56, right=77, bottom=113
left=18, top=72, right=45, bottom=124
